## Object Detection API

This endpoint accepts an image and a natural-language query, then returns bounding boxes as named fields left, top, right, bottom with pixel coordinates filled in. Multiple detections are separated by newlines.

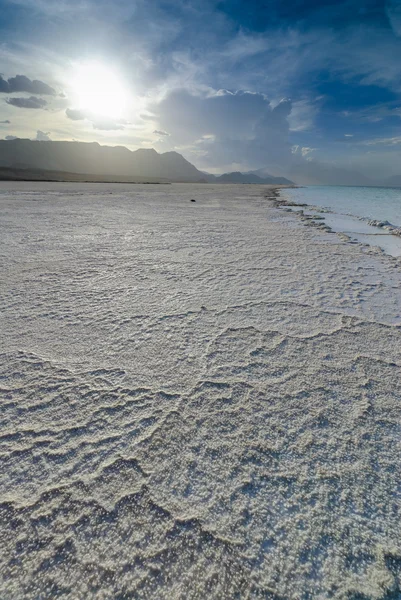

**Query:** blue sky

left=1, top=0, right=401, bottom=182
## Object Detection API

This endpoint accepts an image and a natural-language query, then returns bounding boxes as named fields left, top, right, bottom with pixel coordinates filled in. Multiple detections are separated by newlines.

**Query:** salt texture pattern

left=1, top=182, right=401, bottom=599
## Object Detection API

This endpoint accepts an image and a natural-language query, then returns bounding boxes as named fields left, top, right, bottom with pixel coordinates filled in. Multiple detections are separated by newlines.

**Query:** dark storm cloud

left=0, top=77, right=10, bottom=93
left=6, top=96, right=48, bottom=109
left=0, top=75, right=56, bottom=95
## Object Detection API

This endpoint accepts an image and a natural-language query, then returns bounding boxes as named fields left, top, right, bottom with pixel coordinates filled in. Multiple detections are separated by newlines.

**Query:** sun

left=70, top=61, right=128, bottom=119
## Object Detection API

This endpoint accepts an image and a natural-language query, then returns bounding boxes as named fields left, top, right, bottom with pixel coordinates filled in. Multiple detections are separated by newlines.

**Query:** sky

left=1, top=0, right=401, bottom=182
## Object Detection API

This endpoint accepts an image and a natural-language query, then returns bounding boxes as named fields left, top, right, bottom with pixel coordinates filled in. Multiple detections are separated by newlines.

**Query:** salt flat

left=1, top=182, right=401, bottom=599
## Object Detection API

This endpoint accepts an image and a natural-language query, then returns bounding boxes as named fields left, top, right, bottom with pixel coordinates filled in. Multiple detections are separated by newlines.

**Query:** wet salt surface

left=282, top=185, right=401, bottom=258
left=296, top=209, right=401, bottom=258
left=1, top=182, right=401, bottom=599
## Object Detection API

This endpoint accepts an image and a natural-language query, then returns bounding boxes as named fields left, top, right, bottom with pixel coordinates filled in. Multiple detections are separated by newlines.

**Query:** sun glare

left=71, top=62, right=128, bottom=119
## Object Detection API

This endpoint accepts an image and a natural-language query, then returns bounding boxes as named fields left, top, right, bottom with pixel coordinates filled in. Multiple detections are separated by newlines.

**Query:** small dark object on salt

left=190, top=199, right=196, bottom=202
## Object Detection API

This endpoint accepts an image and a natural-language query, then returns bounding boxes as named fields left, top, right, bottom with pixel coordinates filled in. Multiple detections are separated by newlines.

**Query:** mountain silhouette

left=0, top=139, right=205, bottom=182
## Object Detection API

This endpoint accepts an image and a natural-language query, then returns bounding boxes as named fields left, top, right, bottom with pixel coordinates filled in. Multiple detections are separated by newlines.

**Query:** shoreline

left=269, top=186, right=401, bottom=263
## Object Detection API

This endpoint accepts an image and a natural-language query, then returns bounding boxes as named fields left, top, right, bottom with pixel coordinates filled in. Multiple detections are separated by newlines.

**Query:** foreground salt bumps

left=1, top=182, right=401, bottom=599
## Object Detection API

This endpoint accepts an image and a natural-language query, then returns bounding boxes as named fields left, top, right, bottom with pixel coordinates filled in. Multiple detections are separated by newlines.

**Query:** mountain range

left=0, top=139, right=294, bottom=185
left=3, top=138, right=398, bottom=186
left=214, top=171, right=293, bottom=185
left=0, top=139, right=204, bottom=182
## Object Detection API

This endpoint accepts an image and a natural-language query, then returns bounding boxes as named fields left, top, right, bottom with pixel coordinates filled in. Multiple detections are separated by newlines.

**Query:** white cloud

left=35, top=130, right=51, bottom=141
left=65, top=108, right=125, bottom=130
left=288, top=99, right=318, bottom=131
left=65, top=108, right=86, bottom=121
left=301, top=147, right=315, bottom=157
left=151, top=88, right=293, bottom=171
left=386, top=0, right=401, bottom=36
left=221, top=31, right=271, bottom=62
left=292, top=145, right=316, bottom=160
left=361, top=136, right=401, bottom=146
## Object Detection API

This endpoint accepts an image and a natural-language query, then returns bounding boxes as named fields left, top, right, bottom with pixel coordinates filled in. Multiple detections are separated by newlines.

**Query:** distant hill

left=0, top=139, right=206, bottom=183
left=0, top=139, right=295, bottom=185
left=215, top=171, right=294, bottom=184
left=246, top=169, right=295, bottom=185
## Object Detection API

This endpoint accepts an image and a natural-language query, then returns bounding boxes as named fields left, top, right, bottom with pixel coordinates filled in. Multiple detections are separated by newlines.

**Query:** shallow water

left=282, top=185, right=401, bottom=257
